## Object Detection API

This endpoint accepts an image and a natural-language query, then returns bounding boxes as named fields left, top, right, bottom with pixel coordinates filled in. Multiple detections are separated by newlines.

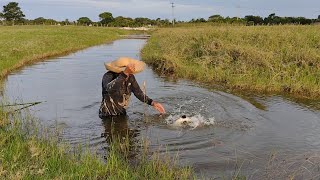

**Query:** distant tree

left=2, top=2, right=25, bottom=25
left=225, top=17, right=245, bottom=24
left=33, top=17, right=46, bottom=24
left=268, top=13, right=276, bottom=19
left=208, top=14, right=224, bottom=22
left=156, top=18, right=170, bottom=26
left=209, top=14, right=223, bottom=20
left=99, top=12, right=114, bottom=25
left=77, top=17, right=92, bottom=25
left=0, top=12, right=3, bottom=25
left=296, top=17, right=312, bottom=25
left=63, top=19, right=70, bottom=25
left=189, top=18, right=206, bottom=23
left=134, top=17, right=153, bottom=26
left=112, top=16, right=134, bottom=27
left=264, top=13, right=284, bottom=25
left=198, top=18, right=207, bottom=23
left=245, top=15, right=263, bottom=25
left=283, top=17, right=295, bottom=24
left=163, top=19, right=171, bottom=25
left=264, top=13, right=274, bottom=24
left=31, top=17, right=57, bottom=25
left=46, top=19, right=57, bottom=25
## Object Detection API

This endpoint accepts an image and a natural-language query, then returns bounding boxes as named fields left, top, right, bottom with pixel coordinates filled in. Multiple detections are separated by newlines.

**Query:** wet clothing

left=99, top=71, right=153, bottom=118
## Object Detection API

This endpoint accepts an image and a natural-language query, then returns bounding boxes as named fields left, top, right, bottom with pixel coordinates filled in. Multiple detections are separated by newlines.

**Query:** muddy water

left=4, top=39, right=320, bottom=178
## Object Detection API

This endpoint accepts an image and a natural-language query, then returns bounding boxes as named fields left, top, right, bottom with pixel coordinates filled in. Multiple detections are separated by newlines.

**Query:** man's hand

left=123, top=63, right=135, bottom=76
left=151, top=101, right=166, bottom=114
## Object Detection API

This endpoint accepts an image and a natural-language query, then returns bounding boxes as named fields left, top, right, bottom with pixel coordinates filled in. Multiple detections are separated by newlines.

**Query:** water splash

left=165, top=114, right=215, bottom=129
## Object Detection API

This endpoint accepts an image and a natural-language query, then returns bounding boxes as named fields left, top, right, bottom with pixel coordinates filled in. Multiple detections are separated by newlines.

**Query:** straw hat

left=104, top=57, right=146, bottom=74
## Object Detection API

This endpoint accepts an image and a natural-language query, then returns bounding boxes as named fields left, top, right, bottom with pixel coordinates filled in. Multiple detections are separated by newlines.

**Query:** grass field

left=0, top=25, right=130, bottom=78
left=141, top=25, right=320, bottom=98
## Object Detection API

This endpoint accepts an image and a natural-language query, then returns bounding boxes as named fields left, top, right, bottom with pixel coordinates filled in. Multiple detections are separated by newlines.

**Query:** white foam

left=165, top=114, right=215, bottom=129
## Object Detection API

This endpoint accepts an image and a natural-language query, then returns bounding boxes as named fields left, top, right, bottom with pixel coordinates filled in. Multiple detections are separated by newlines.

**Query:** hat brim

left=104, top=57, right=145, bottom=74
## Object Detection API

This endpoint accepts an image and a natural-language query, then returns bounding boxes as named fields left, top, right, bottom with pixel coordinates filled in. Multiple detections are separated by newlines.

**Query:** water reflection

left=100, top=115, right=142, bottom=161
left=101, top=115, right=139, bottom=147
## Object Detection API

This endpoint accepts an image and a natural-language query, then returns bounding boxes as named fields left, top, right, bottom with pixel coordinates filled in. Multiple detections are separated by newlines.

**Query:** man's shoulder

left=105, top=71, right=117, bottom=75
left=128, top=74, right=137, bottom=80
left=103, top=71, right=119, bottom=77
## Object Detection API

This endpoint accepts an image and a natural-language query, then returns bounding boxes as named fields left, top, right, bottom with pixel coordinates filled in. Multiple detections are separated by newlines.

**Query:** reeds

left=0, top=104, right=194, bottom=179
left=141, top=25, right=320, bottom=98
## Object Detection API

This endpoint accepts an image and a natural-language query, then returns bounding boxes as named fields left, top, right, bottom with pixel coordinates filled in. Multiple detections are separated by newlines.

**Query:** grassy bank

left=0, top=25, right=129, bottom=78
left=141, top=25, right=320, bottom=98
left=0, top=109, right=193, bottom=179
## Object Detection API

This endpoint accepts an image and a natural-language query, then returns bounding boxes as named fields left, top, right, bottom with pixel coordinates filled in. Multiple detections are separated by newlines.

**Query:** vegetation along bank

left=141, top=25, right=320, bottom=98
left=0, top=109, right=193, bottom=179
left=0, top=25, right=131, bottom=78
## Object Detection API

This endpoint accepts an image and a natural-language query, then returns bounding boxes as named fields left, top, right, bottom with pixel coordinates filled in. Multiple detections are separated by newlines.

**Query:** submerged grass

left=0, top=107, right=194, bottom=179
left=141, top=25, right=320, bottom=98
left=0, top=25, right=130, bottom=78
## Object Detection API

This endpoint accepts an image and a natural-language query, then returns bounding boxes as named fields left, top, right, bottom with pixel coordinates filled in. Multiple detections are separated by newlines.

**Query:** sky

left=1, top=0, right=320, bottom=21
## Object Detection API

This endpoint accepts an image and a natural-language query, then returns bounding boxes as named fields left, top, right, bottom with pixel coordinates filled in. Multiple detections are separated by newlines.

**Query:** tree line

left=190, top=14, right=320, bottom=25
left=1, top=2, right=320, bottom=26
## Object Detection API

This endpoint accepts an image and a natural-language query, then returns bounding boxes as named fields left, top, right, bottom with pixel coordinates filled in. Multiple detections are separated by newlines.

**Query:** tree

left=33, top=17, right=46, bottom=24
left=112, top=16, right=134, bottom=27
left=62, top=19, right=70, bottom=25
left=2, top=2, right=25, bottom=25
left=189, top=18, right=206, bottom=23
left=134, top=17, right=153, bottom=26
left=99, top=12, right=114, bottom=25
left=77, top=17, right=92, bottom=26
left=245, top=15, right=263, bottom=25
left=264, top=13, right=284, bottom=25
left=208, top=14, right=224, bottom=22
left=0, top=12, right=3, bottom=25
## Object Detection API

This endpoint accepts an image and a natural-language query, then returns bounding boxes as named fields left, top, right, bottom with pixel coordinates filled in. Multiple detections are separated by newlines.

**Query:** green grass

left=141, top=25, right=320, bottom=98
left=0, top=109, right=194, bottom=179
left=0, top=25, right=130, bottom=78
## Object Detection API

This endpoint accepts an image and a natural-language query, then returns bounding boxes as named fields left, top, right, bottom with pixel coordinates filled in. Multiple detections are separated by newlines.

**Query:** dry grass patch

left=142, top=25, right=320, bottom=98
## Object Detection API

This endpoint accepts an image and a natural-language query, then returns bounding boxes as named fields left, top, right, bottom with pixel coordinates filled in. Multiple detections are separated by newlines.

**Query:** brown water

left=3, top=39, right=320, bottom=178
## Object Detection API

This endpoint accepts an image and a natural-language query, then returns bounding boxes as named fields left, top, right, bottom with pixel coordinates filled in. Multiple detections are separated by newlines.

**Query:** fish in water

left=172, top=115, right=193, bottom=127
left=166, top=114, right=215, bottom=129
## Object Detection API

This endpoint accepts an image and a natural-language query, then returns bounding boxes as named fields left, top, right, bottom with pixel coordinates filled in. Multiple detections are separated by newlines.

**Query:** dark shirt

left=99, top=71, right=153, bottom=118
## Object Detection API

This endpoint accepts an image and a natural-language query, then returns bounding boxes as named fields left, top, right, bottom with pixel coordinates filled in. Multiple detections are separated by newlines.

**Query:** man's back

left=99, top=71, right=153, bottom=118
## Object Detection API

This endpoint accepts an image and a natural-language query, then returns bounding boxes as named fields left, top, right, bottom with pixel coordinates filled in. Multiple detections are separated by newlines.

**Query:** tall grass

left=0, top=107, right=194, bottom=179
left=141, top=25, right=320, bottom=98
left=0, top=26, right=130, bottom=78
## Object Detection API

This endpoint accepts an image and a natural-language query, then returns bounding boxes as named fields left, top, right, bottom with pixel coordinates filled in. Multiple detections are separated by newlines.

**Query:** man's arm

left=130, top=75, right=153, bottom=105
left=125, top=63, right=165, bottom=114
left=102, top=72, right=115, bottom=95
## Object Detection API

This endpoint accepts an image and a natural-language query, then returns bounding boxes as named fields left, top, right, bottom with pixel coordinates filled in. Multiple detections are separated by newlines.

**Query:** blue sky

left=1, top=0, right=320, bottom=21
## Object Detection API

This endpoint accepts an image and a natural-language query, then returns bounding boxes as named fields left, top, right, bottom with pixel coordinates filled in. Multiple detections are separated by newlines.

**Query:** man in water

left=99, top=63, right=165, bottom=118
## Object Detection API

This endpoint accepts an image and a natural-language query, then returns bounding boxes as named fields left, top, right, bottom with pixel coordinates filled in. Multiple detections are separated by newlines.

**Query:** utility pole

left=171, top=2, right=175, bottom=26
